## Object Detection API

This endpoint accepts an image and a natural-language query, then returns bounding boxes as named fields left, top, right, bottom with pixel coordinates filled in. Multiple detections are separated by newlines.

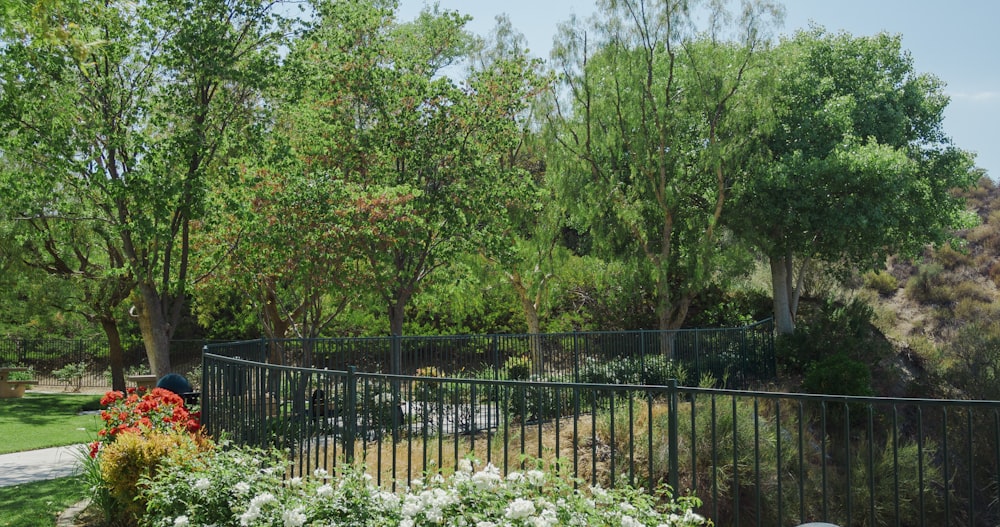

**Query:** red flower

left=100, top=391, right=124, bottom=406
left=88, top=441, right=100, bottom=459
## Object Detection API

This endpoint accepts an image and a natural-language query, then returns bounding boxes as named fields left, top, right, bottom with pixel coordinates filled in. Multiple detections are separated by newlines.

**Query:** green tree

left=728, top=28, right=980, bottom=335
left=0, top=0, right=285, bottom=375
left=193, top=143, right=370, bottom=363
left=286, top=0, right=546, bottom=373
left=547, top=0, right=780, bottom=354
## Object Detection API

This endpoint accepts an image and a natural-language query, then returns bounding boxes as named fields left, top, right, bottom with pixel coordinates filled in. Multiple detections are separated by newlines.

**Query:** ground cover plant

left=0, top=393, right=101, bottom=454
left=140, top=447, right=710, bottom=527
left=0, top=475, right=88, bottom=527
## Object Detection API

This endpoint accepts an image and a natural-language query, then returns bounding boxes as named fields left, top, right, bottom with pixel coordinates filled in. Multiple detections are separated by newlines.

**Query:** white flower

left=530, top=508, right=558, bottom=527
left=471, top=464, right=502, bottom=489
left=506, top=472, right=525, bottom=483
left=505, top=498, right=536, bottom=520
left=400, top=520, right=415, bottom=527
left=239, top=509, right=259, bottom=526
left=526, top=469, right=545, bottom=486
left=313, top=468, right=329, bottom=479
left=621, top=515, right=642, bottom=527
left=250, top=492, right=276, bottom=509
left=285, top=477, right=303, bottom=487
left=458, top=458, right=473, bottom=474
left=683, top=509, right=706, bottom=524
left=234, top=481, right=251, bottom=495
left=193, top=478, right=211, bottom=492
left=401, top=495, right=422, bottom=518
left=282, top=508, right=307, bottom=527
left=476, top=522, right=497, bottom=527
left=316, top=484, right=334, bottom=498
left=173, top=516, right=190, bottom=527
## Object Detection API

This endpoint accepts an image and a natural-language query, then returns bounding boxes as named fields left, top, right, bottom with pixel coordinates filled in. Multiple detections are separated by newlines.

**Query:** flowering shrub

left=89, top=387, right=203, bottom=459
left=82, top=387, right=209, bottom=526
left=141, top=448, right=712, bottom=527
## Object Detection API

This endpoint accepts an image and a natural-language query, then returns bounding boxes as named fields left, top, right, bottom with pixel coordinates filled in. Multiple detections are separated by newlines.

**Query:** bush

left=141, top=449, right=711, bottom=527
left=776, top=297, right=887, bottom=374
left=862, top=270, right=898, bottom=296
left=52, top=362, right=88, bottom=392
left=85, top=387, right=210, bottom=526
left=99, top=430, right=208, bottom=525
left=934, top=242, right=972, bottom=270
left=904, top=262, right=954, bottom=304
left=801, top=353, right=873, bottom=397
left=503, top=355, right=531, bottom=380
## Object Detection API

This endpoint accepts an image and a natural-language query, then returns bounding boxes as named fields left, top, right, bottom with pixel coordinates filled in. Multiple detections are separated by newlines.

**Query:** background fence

left=0, top=338, right=206, bottom=389
left=202, top=352, right=1000, bottom=527
left=207, top=319, right=775, bottom=390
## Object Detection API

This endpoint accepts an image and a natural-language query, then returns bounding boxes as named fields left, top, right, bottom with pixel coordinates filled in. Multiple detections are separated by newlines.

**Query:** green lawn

left=0, top=476, right=88, bottom=527
left=0, top=393, right=103, bottom=454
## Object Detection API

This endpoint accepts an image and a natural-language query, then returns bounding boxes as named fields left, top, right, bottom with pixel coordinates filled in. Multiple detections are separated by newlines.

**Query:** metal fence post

left=668, top=378, right=679, bottom=493
left=345, top=366, right=357, bottom=464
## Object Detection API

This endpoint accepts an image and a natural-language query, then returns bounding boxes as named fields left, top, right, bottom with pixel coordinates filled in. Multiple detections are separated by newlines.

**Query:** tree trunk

left=388, top=295, right=408, bottom=375
left=511, top=273, right=544, bottom=376
left=100, top=315, right=127, bottom=391
left=134, top=282, right=172, bottom=377
left=770, top=254, right=795, bottom=335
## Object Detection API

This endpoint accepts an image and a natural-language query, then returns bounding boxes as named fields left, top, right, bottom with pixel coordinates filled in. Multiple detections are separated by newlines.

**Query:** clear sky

left=397, top=0, right=1000, bottom=180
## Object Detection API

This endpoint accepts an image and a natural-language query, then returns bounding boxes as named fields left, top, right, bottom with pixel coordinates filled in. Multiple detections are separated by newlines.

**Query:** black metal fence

left=0, top=338, right=206, bottom=389
left=202, top=352, right=1000, bottom=527
left=207, top=319, right=774, bottom=390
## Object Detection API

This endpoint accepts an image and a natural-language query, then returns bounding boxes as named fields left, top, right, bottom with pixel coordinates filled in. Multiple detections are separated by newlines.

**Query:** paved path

left=0, top=445, right=85, bottom=487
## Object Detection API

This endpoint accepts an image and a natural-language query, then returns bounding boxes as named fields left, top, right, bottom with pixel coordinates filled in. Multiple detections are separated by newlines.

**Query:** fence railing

left=0, top=338, right=206, bottom=388
left=205, top=319, right=775, bottom=390
left=202, top=352, right=1000, bottom=527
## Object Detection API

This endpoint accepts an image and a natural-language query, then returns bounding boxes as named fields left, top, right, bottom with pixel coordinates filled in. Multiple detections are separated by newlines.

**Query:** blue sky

left=397, top=0, right=1000, bottom=180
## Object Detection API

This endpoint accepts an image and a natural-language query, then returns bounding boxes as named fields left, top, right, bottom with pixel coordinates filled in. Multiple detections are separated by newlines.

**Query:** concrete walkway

left=0, top=444, right=85, bottom=487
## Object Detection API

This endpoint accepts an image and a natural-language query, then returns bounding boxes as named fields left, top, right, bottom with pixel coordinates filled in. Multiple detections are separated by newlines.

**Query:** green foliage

left=934, top=242, right=972, bottom=270
left=904, top=262, right=954, bottom=304
left=686, top=287, right=773, bottom=327
left=52, top=361, right=87, bottom=392
left=98, top=431, right=210, bottom=525
left=141, top=448, right=710, bottom=527
left=845, top=439, right=945, bottom=527
left=862, top=270, right=898, bottom=296
left=945, top=322, right=1000, bottom=400
left=580, top=356, right=689, bottom=387
left=776, top=297, right=888, bottom=374
left=547, top=0, right=780, bottom=333
left=802, top=353, right=874, bottom=397
left=503, top=355, right=532, bottom=380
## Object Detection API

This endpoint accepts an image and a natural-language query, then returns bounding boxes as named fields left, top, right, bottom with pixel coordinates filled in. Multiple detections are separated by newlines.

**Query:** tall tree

left=548, top=0, right=780, bottom=354
left=193, top=142, right=368, bottom=363
left=728, top=28, right=980, bottom=335
left=287, top=0, right=546, bottom=373
left=0, top=0, right=285, bottom=375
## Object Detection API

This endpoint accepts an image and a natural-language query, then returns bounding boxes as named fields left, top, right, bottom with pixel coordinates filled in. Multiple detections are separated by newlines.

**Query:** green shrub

left=845, top=439, right=945, bottom=527
left=99, top=430, right=209, bottom=525
left=52, top=362, right=88, bottom=392
left=862, top=270, right=898, bottom=296
left=802, top=353, right=873, bottom=397
left=934, top=242, right=971, bottom=270
left=904, top=262, right=954, bottom=304
left=502, top=355, right=531, bottom=380
left=776, top=297, right=886, bottom=374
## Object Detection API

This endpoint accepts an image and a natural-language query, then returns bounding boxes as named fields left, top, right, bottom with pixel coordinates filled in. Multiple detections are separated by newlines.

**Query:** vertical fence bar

left=345, top=366, right=357, bottom=465
left=668, top=378, right=679, bottom=493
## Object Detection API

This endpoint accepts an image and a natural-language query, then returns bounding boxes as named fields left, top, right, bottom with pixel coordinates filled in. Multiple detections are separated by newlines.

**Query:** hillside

left=847, top=177, right=1000, bottom=401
